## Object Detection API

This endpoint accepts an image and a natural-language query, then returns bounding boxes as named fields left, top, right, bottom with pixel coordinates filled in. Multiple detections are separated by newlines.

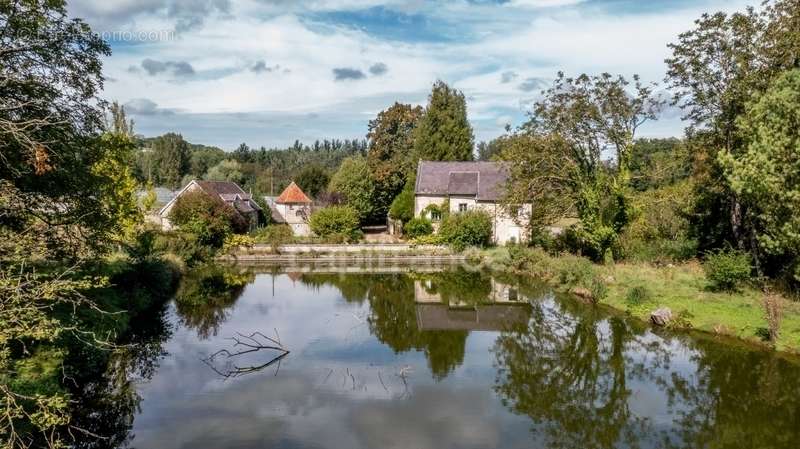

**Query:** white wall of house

left=413, top=194, right=531, bottom=245
left=448, top=197, right=476, bottom=214
left=274, top=203, right=312, bottom=236
left=414, top=195, right=446, bottom=218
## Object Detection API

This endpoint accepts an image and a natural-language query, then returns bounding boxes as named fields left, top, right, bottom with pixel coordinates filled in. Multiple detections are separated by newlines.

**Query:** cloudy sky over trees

left=70, top=0, right=750, bottom=148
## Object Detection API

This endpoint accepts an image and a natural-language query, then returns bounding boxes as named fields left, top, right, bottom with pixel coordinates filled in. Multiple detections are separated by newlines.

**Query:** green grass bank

left=478, top=247, right=800, bottom=353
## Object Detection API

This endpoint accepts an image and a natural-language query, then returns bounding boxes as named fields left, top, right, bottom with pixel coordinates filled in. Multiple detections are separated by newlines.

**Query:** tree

left=476, top=139, right=503, bottom=161
left=328, top=156, right=376, bottom=223
left=513, top=72, right=662, bottom=260
left=629, top=138, right=690, bottom=191
left=232, top=142, right=253, bottom=163
left=205, top=159, right=245, bottom=184
left=151, top=133, right=190, bottom=188
left=413, top=80, right=474, bottom=162
left=189, top=146, right=226, bottom=179
left=499, top=133, right=579, bottom=233
left=0, top=0, right=145, bottom=445
left=108, top=101, right=135, bottom=137
left=720, top=69, right=800, bottom=279
left=367, top=102, right=423, bottom=218
left=665, top=1, right=800, bottom=255
left=92, top=133, right=142, bottom=242
left=389, top=175, right=416, bottom=223
left=294, top=164, right=329, bottom=199
left=169, top=190, right=247, bottom=248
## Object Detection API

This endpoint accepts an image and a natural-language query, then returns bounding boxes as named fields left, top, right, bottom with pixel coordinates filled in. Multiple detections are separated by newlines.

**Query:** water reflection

left=65, top=300, right=173, bottom=449
left=493, top=293, right=800, bottom=448
left=65, top=264, right=800, bottom=448
left=174, top=264, right=254, bottom=339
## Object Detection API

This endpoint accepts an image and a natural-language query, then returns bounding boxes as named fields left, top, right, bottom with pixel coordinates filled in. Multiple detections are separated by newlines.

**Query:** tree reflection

left=493, top=292, right=800, bottom=449
left=62, top=300, right=173, bottom=448
left=657, top=337, right=800, bottom=449
left=299, top=272, right=372, bottom=303
left=492, top=294, right=671, bottom=449
left=300, top=272, right=473, bottom=380
left=174, top=264, right=254, bottom=339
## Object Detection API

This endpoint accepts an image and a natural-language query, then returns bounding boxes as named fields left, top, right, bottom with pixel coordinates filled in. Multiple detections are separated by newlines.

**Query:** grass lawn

left=598, top=262, right=800, bottom=352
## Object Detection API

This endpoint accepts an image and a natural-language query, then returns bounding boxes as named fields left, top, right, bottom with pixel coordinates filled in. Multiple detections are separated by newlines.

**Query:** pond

left=80, top=264, right=800, bottom=448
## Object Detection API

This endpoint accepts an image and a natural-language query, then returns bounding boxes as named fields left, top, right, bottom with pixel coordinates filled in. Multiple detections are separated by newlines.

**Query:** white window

left=431, top=210, right=442, bottom=221
left=459, top=203, right=468, bottom=212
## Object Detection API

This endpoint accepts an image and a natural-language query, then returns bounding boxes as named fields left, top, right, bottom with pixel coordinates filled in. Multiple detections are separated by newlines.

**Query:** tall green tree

left=205, top=159, right=245, bottom=184
left=294, top=164, right=330, bottom=199
left=367, top=102, right=423, bottom=219
left=665, top=0, right=800, bottom=256
left=151, top=133, right=190, bottom=188
left=328, top=156, right=376, bottom=223
left=0, top=0, right=144, bottom=445
left=511, top=72, right=662, bottom=260
left=720, top=69, right=800, bottom=279
left=413, top=81, right=474, bottom=162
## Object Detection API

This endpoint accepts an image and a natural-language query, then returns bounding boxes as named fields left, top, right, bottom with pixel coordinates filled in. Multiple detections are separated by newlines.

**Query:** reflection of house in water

left=414, top=279, right=530, bottom=331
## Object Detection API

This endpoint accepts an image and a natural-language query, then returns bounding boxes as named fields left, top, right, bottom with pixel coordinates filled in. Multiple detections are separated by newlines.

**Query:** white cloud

left=91, top=0, right=754, bottom=147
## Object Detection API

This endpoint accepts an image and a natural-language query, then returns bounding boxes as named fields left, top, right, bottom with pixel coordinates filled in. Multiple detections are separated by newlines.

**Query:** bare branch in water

left=201, top=331, right=290, bottom=379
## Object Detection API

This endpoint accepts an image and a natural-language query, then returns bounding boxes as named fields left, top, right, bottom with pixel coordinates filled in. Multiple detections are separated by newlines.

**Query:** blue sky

left=69, top=0, right=753, bottom=150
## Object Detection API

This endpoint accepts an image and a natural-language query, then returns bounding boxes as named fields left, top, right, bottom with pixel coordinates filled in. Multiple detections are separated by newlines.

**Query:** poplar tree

left=413, top=81, right=474, bottom=162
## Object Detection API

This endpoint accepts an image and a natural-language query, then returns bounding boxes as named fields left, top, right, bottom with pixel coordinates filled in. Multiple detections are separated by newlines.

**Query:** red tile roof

left=276, top=182, right=311, bottom=204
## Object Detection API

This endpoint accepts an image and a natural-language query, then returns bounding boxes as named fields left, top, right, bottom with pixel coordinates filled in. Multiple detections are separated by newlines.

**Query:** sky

left=68, top=0, right=753, bottom=150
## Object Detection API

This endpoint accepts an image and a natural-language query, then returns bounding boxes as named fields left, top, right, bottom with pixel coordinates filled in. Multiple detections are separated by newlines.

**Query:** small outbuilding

left=265, top=181, right=313, bottom=236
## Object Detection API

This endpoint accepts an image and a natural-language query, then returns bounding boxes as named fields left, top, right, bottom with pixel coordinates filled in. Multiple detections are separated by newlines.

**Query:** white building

left=265, top=182, right=312, bottom=236
left=414, top=161, right=531, bottom=244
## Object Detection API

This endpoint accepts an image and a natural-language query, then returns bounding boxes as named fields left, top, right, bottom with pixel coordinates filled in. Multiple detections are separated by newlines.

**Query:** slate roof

left=263, top=196, right=287, bottom=223
left=415, top=161, right=509, bottom=201
left=195, top=180, right=248, bottom=196
left=276, top=182, right=312, bottom=204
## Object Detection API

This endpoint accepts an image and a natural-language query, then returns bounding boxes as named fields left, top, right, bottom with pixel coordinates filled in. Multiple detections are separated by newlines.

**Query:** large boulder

left=650, top=307, right=672, bottom=327
left=571, top=287, right=594, bottom=303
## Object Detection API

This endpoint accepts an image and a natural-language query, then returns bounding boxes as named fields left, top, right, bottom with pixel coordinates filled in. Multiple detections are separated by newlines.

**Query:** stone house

left=158, top=180, right=261, bottom=231
left=414, top=161, right=531, bottom=244
left=265, top=181, right=312, bottom=236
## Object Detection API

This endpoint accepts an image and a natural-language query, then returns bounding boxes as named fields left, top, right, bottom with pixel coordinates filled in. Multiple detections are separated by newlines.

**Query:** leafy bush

left=438, top=210, right=493, bottom=251
left=703, top=248, right=752, bottom=291
left=411, top=234, right=444, bottom=245
left=503, top=245, right=554, bottom=277
left=589, top=276, right=608, bottom=301
left=169, top=190, right=248, bottom=248
left=618, top=181, right=696, bottom=263
left=389, top=183, right=414, bottom=223
left=557, top=256, right=595, bottom=288
left=309, top=205, right=362, bottom=242
left=151, top=231, right=210, bottom=265
left=625, top=285, right=652, bottom=306
left=404, top=217, right=433, bottom=238
left=223, top=234, right=256, bottom=253
left=252, top=225, right=294, bottom=251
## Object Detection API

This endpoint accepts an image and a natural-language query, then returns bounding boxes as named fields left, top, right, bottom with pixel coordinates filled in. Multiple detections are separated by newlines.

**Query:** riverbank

left=478, top=247, right=800, bottom=353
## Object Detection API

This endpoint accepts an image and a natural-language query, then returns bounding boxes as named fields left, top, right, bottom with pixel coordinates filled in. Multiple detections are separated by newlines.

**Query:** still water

left=114, top=265, right=799, bottom=448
